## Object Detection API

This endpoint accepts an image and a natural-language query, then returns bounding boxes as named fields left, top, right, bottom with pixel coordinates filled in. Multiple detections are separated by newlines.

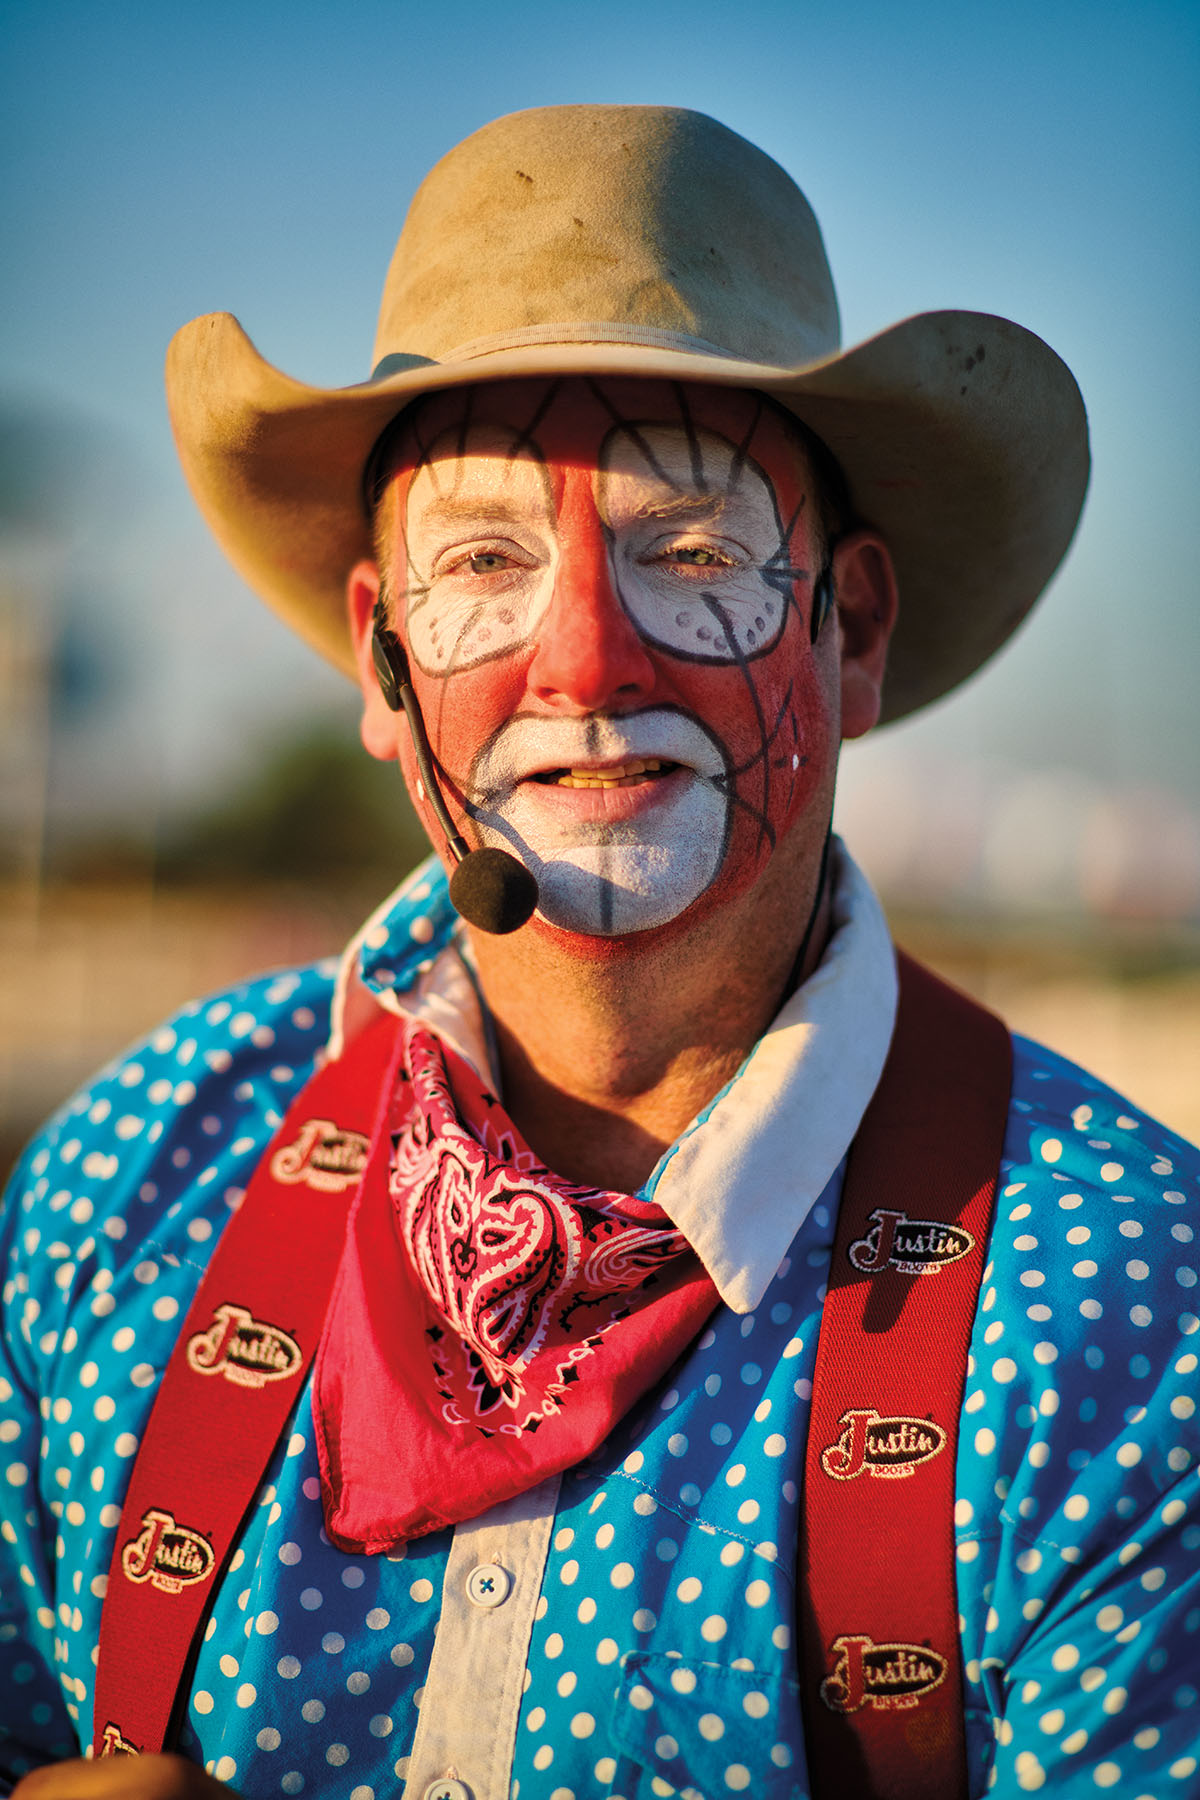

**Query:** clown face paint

left=381, top=378, right=836, bottom=940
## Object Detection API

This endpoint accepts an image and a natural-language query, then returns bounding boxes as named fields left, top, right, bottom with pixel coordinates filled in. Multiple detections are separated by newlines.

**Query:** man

left=2, top=105, right=1196, bottom=1799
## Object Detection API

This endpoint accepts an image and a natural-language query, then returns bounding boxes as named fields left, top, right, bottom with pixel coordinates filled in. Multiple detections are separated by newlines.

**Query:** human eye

left=644, top=536, right=743, bottom=576
left=434, top=538, right=533, bottom=581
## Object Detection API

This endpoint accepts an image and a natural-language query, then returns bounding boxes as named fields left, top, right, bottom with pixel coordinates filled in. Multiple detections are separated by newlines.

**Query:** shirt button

left=422, top=1781, right=471, bottom=1800
left=465, top=1561, right=512, bottom=1608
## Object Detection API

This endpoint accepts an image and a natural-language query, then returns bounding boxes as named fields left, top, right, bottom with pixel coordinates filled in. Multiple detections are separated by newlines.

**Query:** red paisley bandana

left=313, top=1020, right=719, bottom=1549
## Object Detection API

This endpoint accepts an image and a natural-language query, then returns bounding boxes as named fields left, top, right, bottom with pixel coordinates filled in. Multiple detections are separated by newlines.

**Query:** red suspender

left=800, top=952, right=1012, bottom=1799
left=92, top=1011, right=403, bottom=1757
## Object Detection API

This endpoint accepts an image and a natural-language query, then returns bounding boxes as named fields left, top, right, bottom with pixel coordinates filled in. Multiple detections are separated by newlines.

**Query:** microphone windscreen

left=449, top=847, right=539, bottom=935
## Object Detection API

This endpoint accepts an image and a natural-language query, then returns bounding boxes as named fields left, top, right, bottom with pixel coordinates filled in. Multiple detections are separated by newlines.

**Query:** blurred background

left=2, top=0, right=1198, bottom=1173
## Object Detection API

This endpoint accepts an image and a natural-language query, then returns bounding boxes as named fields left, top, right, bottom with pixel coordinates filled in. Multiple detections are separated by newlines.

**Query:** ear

left=346, top=558, right=404, bottom=761
left=831, top=530, right=899, bottom=741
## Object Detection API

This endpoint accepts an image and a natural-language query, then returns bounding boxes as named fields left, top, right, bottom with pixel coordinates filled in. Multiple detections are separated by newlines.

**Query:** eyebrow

left=629, top=492, right=730, bottom=522
left=405, top=492, right=546, bottom=534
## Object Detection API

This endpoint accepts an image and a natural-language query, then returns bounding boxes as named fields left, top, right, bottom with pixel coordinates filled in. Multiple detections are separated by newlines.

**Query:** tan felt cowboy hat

left=166, top=104, right=1089, bottom=723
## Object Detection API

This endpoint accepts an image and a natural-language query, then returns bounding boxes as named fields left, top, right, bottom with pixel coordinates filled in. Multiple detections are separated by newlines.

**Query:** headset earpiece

left=371, top=607, right=408, bottom=712
left=810, top=564, right=834, bottom=644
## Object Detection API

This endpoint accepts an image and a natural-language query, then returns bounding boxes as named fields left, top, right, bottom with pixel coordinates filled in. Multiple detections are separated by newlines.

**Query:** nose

left=525, top=467, right=656, bottom=711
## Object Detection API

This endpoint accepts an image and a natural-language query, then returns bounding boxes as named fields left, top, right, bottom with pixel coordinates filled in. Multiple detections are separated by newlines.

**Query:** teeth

left=553, top=758, right=670, bottom=789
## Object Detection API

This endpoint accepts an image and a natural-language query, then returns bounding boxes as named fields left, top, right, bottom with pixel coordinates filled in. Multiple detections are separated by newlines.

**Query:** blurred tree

left=158, top=723, right=430, bottom=889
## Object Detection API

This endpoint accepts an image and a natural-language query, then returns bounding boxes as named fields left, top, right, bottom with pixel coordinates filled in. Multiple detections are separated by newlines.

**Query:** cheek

left=402, top=661, right=528, bottom=810
left=675, top=626, right=836, bottom=865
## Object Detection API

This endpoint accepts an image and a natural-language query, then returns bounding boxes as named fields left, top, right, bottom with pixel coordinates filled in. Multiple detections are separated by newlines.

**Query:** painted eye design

left=407, top=542, right=548, bottom=674
left=600, top=424, right=793, bottom=664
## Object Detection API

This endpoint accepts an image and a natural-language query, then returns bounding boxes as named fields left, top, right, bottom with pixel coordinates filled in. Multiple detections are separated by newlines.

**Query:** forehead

left=385, top=377, right=807, bottom=484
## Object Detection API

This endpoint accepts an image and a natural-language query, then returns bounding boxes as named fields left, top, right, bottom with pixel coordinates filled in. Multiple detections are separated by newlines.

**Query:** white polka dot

left=1051, top=1644, right=1080, bottom=1671
left=1092, top=1763, right=1121, bottom=1788
left=723, top=1767, right=751, bottom=1792
left=1040, top=1140, right=1062, bottom=1164
left=701, top=1614, right=728, bottom=1642
left=235, top=1683, right=256, bottom=1708
left=611, top=1562, right=635, bottom=1589
left=194, top=1690, right=214, bottom=1714
left=409, top=1577, right=433, bottom=1603
left=1099, top=1162, right=1124, bottom=1182
left=629, top=1683, right=654, bottom=1711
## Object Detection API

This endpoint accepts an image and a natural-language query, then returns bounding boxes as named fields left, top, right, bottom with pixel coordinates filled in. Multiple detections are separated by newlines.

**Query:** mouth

left=531, top=758, right=681, bottom=790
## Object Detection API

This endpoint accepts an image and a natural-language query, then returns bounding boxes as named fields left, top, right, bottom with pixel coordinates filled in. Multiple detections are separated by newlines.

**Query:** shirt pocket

left=608, top=1651, right=808, bottom=1800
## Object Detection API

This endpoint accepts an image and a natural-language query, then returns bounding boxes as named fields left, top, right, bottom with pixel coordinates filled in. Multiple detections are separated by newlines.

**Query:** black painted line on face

left=672, top=383, right=709, bottom=495
left=708, top=680, right=799, bottom=849
left=504, top=379, right=563, bottom=467
left=723, top=393, right=765, bottom=499
left=696, top=589, right=776, bottom=856
left=584, top=379, right=680, bottom=492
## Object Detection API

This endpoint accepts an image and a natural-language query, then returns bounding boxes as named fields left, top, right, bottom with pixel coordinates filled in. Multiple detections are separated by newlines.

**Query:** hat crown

left=372, top=105, right=841, bottom=374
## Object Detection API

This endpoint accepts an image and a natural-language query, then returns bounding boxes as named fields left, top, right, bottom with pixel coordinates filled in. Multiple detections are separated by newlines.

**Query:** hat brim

left=166, top=309, right=1088, bottom=723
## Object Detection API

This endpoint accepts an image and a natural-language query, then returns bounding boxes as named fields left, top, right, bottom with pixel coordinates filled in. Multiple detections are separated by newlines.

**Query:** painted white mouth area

left=468, top=711, right=731, bottom=936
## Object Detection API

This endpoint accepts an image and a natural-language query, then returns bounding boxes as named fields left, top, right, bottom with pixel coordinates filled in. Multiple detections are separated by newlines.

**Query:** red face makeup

left=378, top=377, right=837, bottom=941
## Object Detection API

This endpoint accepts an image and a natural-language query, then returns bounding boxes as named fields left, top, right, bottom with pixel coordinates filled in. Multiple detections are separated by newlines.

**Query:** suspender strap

left=92, top=1011, right=403, bottom=1757
left=800, top=952, right=1012, bottom=1799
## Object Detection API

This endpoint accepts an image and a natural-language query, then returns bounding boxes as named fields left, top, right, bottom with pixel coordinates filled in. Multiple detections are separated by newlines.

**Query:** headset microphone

left=371, top=610, right=539, bottom=934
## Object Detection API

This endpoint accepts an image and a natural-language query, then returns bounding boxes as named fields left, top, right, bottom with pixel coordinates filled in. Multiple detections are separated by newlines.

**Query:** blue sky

left=3, top=0, right=1198, bottom=902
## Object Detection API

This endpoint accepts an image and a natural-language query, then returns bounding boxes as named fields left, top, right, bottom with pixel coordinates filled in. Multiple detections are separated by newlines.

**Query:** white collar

left=330, top=839, right=897, bottom=1315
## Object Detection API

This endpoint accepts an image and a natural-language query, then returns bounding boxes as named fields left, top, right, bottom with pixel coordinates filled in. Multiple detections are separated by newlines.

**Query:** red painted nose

left=525, top=466, right=656, bottom=711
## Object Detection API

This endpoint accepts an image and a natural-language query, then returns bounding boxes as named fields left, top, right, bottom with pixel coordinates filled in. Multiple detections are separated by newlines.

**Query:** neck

left=469, top=839, right=832, bottom=1193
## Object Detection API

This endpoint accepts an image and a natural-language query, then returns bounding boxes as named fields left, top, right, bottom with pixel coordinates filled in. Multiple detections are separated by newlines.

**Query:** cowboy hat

left=166, top=104, right=1088, bottom=723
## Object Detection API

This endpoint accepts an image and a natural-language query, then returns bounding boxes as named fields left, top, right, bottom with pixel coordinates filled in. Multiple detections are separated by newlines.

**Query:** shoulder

left=963, top=1029, right=1197, bottom=1559
left=1, top=958, right=338, bottom=1383
left=1002, top=1029, right=1197, bottom=1231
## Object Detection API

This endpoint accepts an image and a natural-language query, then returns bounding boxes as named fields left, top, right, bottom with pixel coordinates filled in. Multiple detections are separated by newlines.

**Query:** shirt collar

left=329, top=838, right=897, bottom=1315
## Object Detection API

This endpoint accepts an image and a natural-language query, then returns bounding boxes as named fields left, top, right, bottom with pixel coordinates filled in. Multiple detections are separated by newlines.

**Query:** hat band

left=370, top=320, right=768, bottom=383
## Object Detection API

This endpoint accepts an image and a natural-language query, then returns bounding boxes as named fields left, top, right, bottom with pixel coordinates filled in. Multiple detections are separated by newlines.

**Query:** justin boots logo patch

left=820, top=1408, right=947, bottom=1480
left=186, top=1303, right=303, bottom=1388
left=820, top=1633, right=948, bottom=1713
left=121, top=1508, right=215, bottom=1594
left=270, top=1118, right=370, bottom=1192
left=848, top=1207, right=975, bottom=1276
left=99, top=1722, right=139, bottom=1756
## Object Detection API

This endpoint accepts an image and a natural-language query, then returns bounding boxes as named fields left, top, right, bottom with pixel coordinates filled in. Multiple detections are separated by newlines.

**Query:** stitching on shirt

left=139, top=1239, right=211, bottom=1278
left=607, top=1467, right=796, bottom=1588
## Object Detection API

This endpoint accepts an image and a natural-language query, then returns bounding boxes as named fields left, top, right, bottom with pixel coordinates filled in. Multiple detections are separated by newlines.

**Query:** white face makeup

left=596, top=423, right=792, bottom=662
left=403, top=421, right=798, bottom=676
left=404, top=424, right=557, bottom=675
left=467, top=709, right=730, bottom=936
